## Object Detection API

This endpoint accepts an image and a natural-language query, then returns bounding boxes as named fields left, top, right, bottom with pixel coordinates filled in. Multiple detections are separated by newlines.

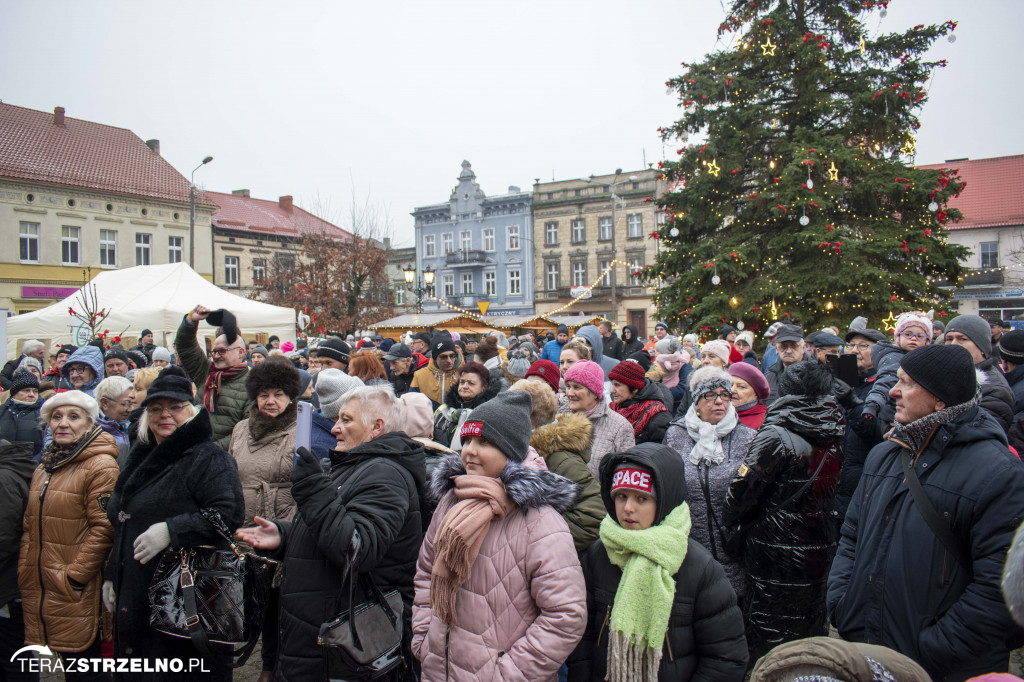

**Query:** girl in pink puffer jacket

left=412, top=391, right=586, bottom=681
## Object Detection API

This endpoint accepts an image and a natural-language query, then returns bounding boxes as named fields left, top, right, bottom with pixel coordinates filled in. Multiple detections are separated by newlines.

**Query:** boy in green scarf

left=566, top=442, right=748, bottom=681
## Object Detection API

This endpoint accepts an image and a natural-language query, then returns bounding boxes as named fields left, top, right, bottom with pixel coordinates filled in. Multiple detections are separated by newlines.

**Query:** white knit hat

left=315, top=369, right=365, bottom=420
left=41, top=390, right=99, bottom=423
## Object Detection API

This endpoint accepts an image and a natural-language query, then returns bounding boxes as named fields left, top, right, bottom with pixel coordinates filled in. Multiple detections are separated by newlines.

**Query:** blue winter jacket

left=828, top=406, right=1024, bottom=681
left=540, top=338, right=565, bottom=363
left=59, top=345, right=105, bottom=397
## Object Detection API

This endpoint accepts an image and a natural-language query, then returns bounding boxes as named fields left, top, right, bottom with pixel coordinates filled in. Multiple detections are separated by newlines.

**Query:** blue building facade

left=413, top=161, right=534, bottom=316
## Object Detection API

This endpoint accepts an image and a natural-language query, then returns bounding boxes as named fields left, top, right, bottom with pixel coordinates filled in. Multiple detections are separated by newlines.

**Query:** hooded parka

left=566, top=444, right=748, bottom=681
left=104, top=410, right=244, bottom=679
left=19, top=426, right=119, bottom=652
left=274, top=431, right=427, bottom=682
left=620, top=326, right=645, bottom=357
left=575, top=325, right=619, bottom=379
left=229, top=401, right=298, bottom=544
left=828, top=405, right=1024, bottom=682
left=412, top=453, right=586, bottom=681
left=60, top=345, right=105, bottom=397
left=174, top=314, right=252, bottom=449
left=530, top=412, right=605, bottom=552
left=723, top=393, right=845, bottom=661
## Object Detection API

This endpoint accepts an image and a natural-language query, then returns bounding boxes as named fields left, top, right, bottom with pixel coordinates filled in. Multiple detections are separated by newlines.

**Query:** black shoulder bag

left=724, top=425, right=824, bottom=558
left=900, top=450, right=972, bottom=572
left=319, top=570, right=405, bottom=680
left=148, top=508, right=279, bottom=667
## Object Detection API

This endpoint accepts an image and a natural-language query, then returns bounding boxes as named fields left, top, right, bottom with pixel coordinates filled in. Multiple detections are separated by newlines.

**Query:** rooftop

left=917, top=154, right=1024, bottom=230
left=208, top=190, right=352, bottom=240
left=0, top=102, right=201, bottom=204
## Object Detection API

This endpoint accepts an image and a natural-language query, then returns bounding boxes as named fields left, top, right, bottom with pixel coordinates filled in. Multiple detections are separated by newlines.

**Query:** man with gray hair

left=235, top=383, right=428, bottom=682
left=2, top=339, right=45, bottom=385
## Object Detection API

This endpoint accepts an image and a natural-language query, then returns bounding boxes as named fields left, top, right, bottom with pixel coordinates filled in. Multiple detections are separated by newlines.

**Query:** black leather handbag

left=318, top=571, right=405, bottom=680
left=148, top=509, right=278, bottom=667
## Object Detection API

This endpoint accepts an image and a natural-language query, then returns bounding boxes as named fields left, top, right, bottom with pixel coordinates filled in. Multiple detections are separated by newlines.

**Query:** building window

left=571, top=219, right=586, bottom=244
left=442, top=232, right=453, bottom=254
left=572, top=261, right=587, bottom=286
left=484, top=271, right=496, bottom=296
left=276, top=254, right=295, bottom=271
left=460, top=230, right=472, bottom=251
left=168, top=236, right=182, bottom=263
left=395, top=287, right=405, bottom=305
left=507, top=225, right=520, bottom=250
left=545, top=221, right=558, bottom=245
left=99, top=229, right=117, bottom=266
left=483, top=228, right=495, bottom=252
left=19, top=222, right=39, bottom=263
left=574, top=188, right=581, bottom=197
left=599, top=260, right=611, bottom=287
left=629, top=257, right=644, bottom=285
left=253, top=258, right=267, bottom=285
left=981, top=241, right=999, bottom=269
left=62, top=226, right=80, bottom=265
left=627, top=214, right=643, bottom=238
left=546, top=263, right=560, bottom=290
left=508, top=268, right=521, bottom=295
left=442, top=274, right=455, bottom=297
left=461, top=272, right=473, bottom=294
left=424, top=234, right=436, bottom=258
left=224, top=256, right=239, bottom=286
left=632, top=181, right=640, bottom=190
left=134, top=233, right=151, bottom=265
left=597, top=216, right=612, bottom=241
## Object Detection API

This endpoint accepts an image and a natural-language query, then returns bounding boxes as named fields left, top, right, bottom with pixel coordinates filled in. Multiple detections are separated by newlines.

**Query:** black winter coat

left=567, top=443, right=748, bottom=681
left=835, top=372, right=883, bottom=522
left=620, top=326, right=645, bottom=357
left=0, top=397, right=43, bottom=457
left=977, top=356, right=1014, bottom=432
left=105, top=411, right=245, bottom=681
left=0, top=441, right=35, bottom=607
left=602, top=334, right=625, bottom=362
left=1006, top=364, right=1024, bottom=421
left=828, top=405, right=1024, bottom=682
left=432, top=371, right=503, bottom=448
left=274, top=431, right=426, bottom=682
left=611, top=379, right=673, bottom=445
left=723, top=393, right=845, bottom=661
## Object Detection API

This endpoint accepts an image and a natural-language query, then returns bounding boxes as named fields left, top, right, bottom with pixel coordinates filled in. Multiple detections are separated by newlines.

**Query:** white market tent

left=6, top=263, right=296, bottom=358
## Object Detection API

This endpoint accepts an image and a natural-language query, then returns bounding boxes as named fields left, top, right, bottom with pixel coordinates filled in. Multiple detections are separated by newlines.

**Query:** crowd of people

left=2, top=306, right=1024, bottom=681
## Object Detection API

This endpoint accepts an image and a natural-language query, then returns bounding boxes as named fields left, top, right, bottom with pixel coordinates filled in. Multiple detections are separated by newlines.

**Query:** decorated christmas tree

left=650, top=0, right=968, bottom=335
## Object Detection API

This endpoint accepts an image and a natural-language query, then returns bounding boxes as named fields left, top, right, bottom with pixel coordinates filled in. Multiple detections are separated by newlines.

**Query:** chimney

left=53, top=106, right=65, bottom=127
left=383, top=237, right=391, bottom=250
left=508, top=185, right=520, bottom=193
left=279, top=195, right=293, bottom=212
left=232, top=189, right=251, bottom=197
left=145, top=139, right=160, bottom=154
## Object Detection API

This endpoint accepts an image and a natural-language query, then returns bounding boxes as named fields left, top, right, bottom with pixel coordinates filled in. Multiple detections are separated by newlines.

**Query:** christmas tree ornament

left=736, top=320, right=745, bottom=330
left=761, top=37, right=777, bottom=56
left=948, top=33, right=956, bottom=43
left=929, top=201, right=939, bottom=212
left=711, top=275, right=721, bottom=286
left=706, top=159, right=721, bottom=176
left=669, top=227, right=680, bottom=237
left=800, top=215, right=810, bottom=226
left=806, top=166, right=814, bottom=190
left=882, top=311, right=898, bottom=332
left=828, top=162, right=839, bottom=181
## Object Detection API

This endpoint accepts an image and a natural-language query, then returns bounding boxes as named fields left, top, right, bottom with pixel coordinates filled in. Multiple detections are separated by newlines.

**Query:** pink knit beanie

left=564, top=359, right=605, bottom=399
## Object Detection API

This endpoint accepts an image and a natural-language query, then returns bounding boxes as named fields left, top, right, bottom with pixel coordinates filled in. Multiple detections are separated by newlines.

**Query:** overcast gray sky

left=3, top=0, right=1020, bottom=246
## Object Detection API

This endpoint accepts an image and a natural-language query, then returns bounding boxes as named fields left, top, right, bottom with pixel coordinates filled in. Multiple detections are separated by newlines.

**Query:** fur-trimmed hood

left=530, top=412, right=593, bottom=462
left=429, top=451, right=581, bottom=513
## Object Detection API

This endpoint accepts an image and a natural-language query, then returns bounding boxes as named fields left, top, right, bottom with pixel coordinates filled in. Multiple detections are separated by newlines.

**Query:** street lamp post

left=189, top=156, right=213, bottom=269
left=584, top=172, right=638, bottom=328
left=403, top=264, right=435, bottom=313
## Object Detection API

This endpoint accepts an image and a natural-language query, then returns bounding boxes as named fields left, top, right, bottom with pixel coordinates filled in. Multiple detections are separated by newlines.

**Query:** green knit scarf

left=599, top=503, right=691, bottom=682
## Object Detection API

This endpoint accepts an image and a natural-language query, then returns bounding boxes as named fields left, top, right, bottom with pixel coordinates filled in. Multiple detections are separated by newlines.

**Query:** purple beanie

left=564, top=359, right=605, bottom=399
left=729, top=362, right=770, bottom=400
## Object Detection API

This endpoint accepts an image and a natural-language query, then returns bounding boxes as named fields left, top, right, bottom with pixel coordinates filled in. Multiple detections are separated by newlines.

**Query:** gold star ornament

left=706, top=159, right=721, bottom=177
left=761, top=37, right=777, bottom=56
left=827, top=161, right=839, bottom=181
left=882, top=311, right=898, bottom=333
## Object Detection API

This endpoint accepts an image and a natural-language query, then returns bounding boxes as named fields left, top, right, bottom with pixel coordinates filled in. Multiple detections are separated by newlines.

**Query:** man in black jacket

left=828, top=344, right=1024, bottom=681
left=0, top=440, right=37, bottom=678
left=238, top=384, right=427, bottom=682
left=599, top=321, right=624, bottom=362
left=384, top=343, right=416, bottom=397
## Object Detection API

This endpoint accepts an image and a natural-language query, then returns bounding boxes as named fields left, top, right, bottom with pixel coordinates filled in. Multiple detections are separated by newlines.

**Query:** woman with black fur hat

left=227, top=357, right=301, bottom=681
left=723, top=359, right=845, bottom=663
left=103, top=365, right=244, bottom=681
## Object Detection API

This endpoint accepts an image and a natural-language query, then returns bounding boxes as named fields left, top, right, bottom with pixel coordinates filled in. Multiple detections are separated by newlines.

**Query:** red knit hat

left=525, top=359, right=560, bottom=394
left=729, top=343, right=744, bottom=365
left=608, top=359, right=646, bottom=390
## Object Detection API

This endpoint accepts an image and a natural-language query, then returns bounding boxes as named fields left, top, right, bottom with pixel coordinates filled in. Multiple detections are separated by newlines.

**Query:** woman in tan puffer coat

left=19, top=391, right=119, bottom=661
left=228, top=358, right=300, bottom=682
left=413, top=391, right=586, bottom=681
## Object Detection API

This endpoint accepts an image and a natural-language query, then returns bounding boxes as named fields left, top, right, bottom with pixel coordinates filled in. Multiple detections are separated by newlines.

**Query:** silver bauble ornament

left=929, top=201, right=939, bottom=212
left=799, top=215, right=810, bottom=226
left=711, top=275, right=721, bottom=286
left=806, top=179, right=814, bottom=190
